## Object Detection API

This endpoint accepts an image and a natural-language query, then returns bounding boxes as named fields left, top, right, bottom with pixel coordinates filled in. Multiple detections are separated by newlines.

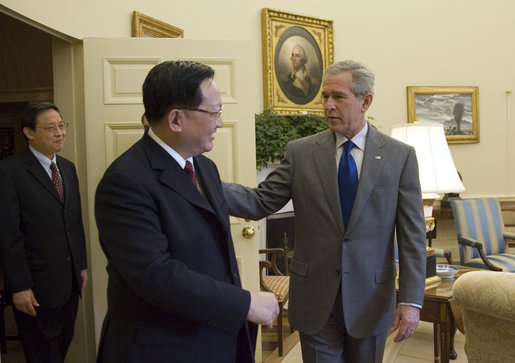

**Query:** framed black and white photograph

left=262, top=8, right=334, bottom=115
left=407, top=86, right=479, bottom=144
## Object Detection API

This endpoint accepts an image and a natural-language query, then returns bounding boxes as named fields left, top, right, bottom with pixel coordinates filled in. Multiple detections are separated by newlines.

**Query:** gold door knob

left=242, top=226, right=255, bottom=239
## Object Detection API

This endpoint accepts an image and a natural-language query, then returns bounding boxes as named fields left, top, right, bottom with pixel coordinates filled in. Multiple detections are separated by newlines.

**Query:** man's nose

left=324, top=97, right=336, bottom=109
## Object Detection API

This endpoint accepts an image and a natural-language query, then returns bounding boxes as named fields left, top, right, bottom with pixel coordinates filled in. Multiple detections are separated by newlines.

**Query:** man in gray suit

left=223, top=60, right=427, bottom=362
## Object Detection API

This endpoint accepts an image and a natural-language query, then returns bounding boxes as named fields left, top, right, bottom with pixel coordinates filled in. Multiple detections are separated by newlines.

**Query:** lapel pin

left=375, top=156, right=382, bottom=160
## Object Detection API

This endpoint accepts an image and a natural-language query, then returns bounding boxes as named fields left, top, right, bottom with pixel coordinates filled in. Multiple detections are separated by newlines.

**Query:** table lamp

left=391, top=122, right=465, bottom=286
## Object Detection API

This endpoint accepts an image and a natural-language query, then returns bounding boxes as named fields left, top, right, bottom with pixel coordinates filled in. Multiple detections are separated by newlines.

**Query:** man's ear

left=167, top=109, right=183, bottom=132
left=361, top=93, right=373, bottom=112
left=22, top=127, right=34, bottom=140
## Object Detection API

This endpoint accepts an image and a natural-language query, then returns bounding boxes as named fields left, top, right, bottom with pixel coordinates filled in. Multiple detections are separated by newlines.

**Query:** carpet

left=273, top=321, right=467, bottom=362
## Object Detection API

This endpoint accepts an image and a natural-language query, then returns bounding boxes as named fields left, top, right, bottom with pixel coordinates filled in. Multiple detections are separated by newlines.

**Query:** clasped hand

left=247, top=291, right=280, bottom=329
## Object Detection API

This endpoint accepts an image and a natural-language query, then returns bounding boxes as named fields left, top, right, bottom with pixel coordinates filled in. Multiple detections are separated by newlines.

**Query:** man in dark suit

left=94, top=60, right=279, bottom=362
left=223, top=60, right=427, bottom=362
left=0, top=102, right=88, bottom=362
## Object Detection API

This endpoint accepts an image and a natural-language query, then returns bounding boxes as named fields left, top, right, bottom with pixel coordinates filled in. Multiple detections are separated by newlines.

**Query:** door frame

left=53, top=38, right=97, bottom=362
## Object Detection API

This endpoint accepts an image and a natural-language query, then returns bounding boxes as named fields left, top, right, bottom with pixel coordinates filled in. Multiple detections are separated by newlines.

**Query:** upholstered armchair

left=452, top=270, right=515, bottom=362
left=451, top=198, right=515, bottom=271
left=259, top=248, right=290, bottom=356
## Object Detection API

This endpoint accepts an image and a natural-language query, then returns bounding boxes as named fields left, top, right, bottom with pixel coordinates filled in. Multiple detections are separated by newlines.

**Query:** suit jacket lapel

left=312, top=131, right=346, bottom=235
left=22, top=149, right=63, bottom=204
left=57, top=156, right=74, bottom=206
left=194, top=156, right=230, bottom=234
left=141, top=135, right=216, bottom=215
left=348, top=126, right=386, bottom=229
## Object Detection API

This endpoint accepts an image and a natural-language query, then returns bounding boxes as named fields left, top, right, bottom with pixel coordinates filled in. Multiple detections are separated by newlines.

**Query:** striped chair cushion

left=461, top=255, right=515, bottom=272
left=263, top=276, right=289, bottom=302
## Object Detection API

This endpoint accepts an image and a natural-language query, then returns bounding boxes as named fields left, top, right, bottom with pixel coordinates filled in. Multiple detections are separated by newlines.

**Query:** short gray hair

left=324, top=60, right=375, bottom=97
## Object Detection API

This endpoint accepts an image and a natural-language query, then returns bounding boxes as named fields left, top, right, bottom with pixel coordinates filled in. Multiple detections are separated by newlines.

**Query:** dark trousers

left=13, top=293, right=79, bottom=363
left=299, top=287, right=387, bottom=363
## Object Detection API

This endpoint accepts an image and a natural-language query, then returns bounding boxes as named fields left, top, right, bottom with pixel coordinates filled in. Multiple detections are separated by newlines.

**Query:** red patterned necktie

left=50, top=162, right=64, bottom=201
left=184, top=160, right=197, bottom=186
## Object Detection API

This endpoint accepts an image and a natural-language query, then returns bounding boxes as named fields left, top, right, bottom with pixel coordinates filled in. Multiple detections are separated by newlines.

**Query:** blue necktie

left=338, top=141, right=358, bottom=228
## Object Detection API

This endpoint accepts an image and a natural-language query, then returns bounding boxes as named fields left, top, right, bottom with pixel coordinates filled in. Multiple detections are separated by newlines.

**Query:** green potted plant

left=255, top=109, right=328, bottom=169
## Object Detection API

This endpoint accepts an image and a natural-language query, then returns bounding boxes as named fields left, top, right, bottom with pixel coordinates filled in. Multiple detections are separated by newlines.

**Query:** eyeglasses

left=37, top=123, right=68, bottom=133
left=182, top=108, right=223, bottom=119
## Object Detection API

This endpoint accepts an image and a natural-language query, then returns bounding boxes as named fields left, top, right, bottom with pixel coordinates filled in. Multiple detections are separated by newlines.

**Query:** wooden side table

left=420, top=278, right=455, bottom=363
left=397, top=266, right=478, bottom=363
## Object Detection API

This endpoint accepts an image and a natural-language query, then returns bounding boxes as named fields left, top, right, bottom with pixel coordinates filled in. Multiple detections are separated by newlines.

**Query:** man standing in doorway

left=95, top=60, right=278, bottom=362
left=0, top=102, right=88, bottom=362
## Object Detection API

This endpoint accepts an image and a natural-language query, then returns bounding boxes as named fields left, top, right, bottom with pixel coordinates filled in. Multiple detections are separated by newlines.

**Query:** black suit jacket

left=95, top=134, right=256, bottom=362
left=0, top=148, right=87, bottom=307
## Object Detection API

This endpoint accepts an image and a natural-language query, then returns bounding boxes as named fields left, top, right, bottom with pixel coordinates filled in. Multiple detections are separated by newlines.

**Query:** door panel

left=82, top=38, right=260, bottom=355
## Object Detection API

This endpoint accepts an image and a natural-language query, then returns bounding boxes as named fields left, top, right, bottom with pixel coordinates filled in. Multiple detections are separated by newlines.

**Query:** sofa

left=452, top=270, right=515, bottom=362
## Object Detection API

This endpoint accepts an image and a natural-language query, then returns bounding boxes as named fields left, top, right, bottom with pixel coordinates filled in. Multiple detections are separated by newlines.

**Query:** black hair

left=21, top=102, right=61, bottom=130
left=142, top=61, right=215, bottom=125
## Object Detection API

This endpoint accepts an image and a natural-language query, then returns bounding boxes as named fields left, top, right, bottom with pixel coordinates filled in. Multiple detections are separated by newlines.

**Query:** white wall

left=2, top=0, right=515, bottom=197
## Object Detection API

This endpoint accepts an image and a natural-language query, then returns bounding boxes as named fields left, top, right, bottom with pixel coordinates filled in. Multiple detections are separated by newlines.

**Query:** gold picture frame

left=261, top=8, right=334, bottom=115
left=407, top=86, right=479, bottom=144
left=132, top=11, right=184, bottom=38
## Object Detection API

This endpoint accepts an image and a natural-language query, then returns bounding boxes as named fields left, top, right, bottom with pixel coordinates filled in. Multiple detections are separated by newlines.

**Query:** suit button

left=66, top=257, right=71, bottom=261
left=336, top=269, right=341, bottom=275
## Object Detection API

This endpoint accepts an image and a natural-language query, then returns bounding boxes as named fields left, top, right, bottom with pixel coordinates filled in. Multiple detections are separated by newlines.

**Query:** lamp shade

left=391, top=122, right=465, bottom=194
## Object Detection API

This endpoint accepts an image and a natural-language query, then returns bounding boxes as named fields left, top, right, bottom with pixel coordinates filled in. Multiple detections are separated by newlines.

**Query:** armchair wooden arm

left=259, top=248, right=285, bottom=276
left=434, top=248, right=453, bottom=265
left=458, top=236, right=503, bottom=271
left=259, top=260, right=273, bottom=292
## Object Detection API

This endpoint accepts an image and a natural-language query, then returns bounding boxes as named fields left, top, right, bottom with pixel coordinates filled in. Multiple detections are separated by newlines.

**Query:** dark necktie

left=338, top=141, right=358, bottom=228
left=50, top=162, right=64, bottom=201
left=184, top=160, right=197, bottom=186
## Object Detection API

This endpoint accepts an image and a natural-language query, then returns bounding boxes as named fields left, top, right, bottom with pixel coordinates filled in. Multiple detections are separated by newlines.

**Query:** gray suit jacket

left=223, top=125, right=426, bottom=338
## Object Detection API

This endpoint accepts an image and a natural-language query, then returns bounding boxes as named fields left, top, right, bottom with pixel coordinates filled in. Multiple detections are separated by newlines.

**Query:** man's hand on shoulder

left=12, top=289, right=40, bottom=316
left=247, top=291, right=279, bottom=329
